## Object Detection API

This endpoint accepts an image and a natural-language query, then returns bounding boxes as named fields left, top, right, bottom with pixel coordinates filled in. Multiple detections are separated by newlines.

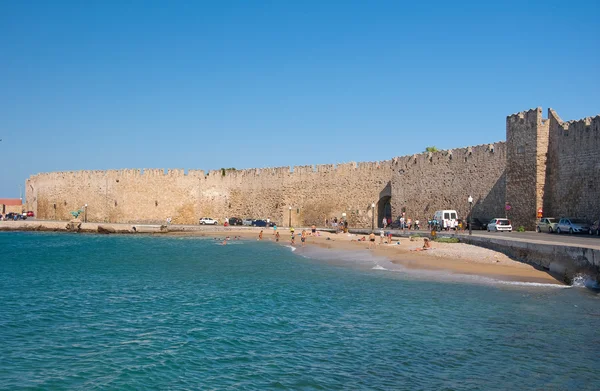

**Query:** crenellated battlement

left=507, top=107, right=544, bottom=124
left=28, top=139, right=508, bottom=183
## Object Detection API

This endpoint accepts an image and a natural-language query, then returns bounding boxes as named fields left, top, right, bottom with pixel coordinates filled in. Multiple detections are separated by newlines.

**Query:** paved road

left=349, top=226, right=600, bottom=250
left=460, top=230, right=600, bottom=249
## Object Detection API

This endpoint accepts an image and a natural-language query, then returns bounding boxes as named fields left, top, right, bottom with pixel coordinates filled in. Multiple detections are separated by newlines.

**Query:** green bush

left=517, top=226, right=525, bottom=232
left=409, top=234, right=422, bottom=239
left=434, top=237, right=459, bottom=243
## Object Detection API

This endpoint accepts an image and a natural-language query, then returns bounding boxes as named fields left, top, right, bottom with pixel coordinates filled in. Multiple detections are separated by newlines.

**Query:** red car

left=26, top=211, right=35, bottom=217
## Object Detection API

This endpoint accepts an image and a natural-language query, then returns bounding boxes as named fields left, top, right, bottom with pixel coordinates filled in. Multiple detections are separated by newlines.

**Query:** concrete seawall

left=460, top=235, right=600, bottom=284
left=347, top=228, right=600, bottom=284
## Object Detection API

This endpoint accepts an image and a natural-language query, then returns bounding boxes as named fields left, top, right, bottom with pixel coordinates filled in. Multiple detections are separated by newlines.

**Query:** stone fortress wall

left=25, top=108, right=600, bottom=229
left=545, top=110, right=600, bottom=222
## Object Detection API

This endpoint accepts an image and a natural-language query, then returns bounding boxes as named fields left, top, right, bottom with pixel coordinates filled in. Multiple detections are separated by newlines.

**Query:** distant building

left=1, top=198, right=22, bottom=214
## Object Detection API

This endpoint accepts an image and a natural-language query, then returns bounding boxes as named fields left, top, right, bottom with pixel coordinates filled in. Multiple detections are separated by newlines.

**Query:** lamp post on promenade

left=84, top=204, right=88, bottom=223
left=288, top=206, right=292, bottom=227
left=371, top=203, right=375, bottom=231
left=468, top=196, right=473, bottom=236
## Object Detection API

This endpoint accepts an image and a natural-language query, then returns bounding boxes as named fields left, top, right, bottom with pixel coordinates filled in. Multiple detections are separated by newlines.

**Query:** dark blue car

left=252, top=219, right=274, bottom=227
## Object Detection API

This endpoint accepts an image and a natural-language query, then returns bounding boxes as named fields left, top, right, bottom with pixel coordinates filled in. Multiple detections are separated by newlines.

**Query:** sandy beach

left=165, top=227, right=562, bottom=284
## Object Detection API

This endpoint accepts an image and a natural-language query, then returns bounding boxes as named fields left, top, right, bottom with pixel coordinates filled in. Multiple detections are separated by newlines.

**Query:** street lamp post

left=468, top=196, right=473, bottom=236
left=288, top=206, right=292, bottom=227
left=84, top=204, right=88, bottom=223
left=371, top=203, right=375, bottom=231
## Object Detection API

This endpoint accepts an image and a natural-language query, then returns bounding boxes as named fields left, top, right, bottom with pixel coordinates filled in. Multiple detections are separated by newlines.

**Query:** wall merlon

left=507, top=107, right=543, bottom=124
left=293, top=165, right=314, bottom=175
left=316, top=164, right=335, bottom=173
left=168, top=169, right=185, bottom=176
left=187, top=169, right=205, bottom=177
left=337, top=162, right=357, bottom=171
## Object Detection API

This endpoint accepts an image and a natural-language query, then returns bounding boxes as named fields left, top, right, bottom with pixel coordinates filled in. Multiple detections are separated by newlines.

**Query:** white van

left=433, top=210, right=458, bottom=230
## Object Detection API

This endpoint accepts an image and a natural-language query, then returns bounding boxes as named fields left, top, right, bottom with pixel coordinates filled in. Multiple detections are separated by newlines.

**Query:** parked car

left=487, top=218, right=512, bottom=232
left=26, top=211, right=35, bottom=217
left=589, top=220, right=600, bottom=236
left=252, top=219, right=268, bottom=227
left=228, top=217, right=243, bottom=226
left=252, top=219, right=275, bottom=227
left=242, top=218, right=253, bottom=226
left=467, top=218, right=489, bottom=231
left=536, top=217, right=558, bottom=233
left=556, top=218, right=590, bottom=234
left=390, top=219, right=402, bottom=229
left=199, top=217, right=218, bottom=225
left=5, top=212, right=26, bottom=220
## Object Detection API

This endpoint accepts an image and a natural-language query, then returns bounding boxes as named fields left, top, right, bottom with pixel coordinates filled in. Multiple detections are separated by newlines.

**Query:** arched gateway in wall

left=377, top=182, right=392, bottom=228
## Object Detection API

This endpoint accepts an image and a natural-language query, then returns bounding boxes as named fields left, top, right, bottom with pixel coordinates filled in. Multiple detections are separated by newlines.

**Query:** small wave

left=372, top=265, right=388, bottom=271
left=285, top=245, right=296, bottom=252
left=571, top=275, right=600, bottom=289
left=493, top=280, right=570, bottom=288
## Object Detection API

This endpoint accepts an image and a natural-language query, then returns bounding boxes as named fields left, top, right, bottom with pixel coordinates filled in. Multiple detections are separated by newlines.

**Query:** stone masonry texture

left=25, top=108, right=600, bottom=229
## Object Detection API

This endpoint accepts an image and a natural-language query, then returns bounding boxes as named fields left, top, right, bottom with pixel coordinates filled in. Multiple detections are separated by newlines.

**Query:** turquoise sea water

left=1, top=232, right=599, bottom=390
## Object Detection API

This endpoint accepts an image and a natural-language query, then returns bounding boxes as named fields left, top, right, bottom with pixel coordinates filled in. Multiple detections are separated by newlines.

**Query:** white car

left=487, top=218, right=512, bottom=232
left=199, top=217, right=218, bottom=225
left=556, top=218, right=590, bottom=234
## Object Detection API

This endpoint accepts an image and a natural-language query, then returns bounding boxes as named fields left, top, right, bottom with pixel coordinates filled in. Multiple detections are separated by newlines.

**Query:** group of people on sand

left=254, top=226, right=317, bottom=247
left=353, top=230, right=431, bottom=251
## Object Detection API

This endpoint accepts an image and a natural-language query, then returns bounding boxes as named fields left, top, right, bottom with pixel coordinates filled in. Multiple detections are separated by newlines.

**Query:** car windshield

left=570, top=219, right=587, bottom=224
left=546, top=218, right=556, bottom=223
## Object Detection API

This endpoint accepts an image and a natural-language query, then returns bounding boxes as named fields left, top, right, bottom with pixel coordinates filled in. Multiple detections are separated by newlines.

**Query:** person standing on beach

left=311, top=225, right=316, bottom=235
left=259, top=230, right=263, bottom=240
left=369, top=232, right=376, bottom=249
left=275, top=231, right=280, bottom=242
left=301, top=230, right=307, bottom=246
left=291, top=231, right=296, bottom=245
left=380, top=229, right=385, bottom=244
left=382, top=217, right=387, bottom=229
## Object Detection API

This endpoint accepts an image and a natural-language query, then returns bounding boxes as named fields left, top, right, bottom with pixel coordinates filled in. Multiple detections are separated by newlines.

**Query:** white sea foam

left=571, top=274, right=600, bottom=289
left=286, top=245, right=297, bottom=252
left=372, top=265, right=388, bottom=271
left=491, top=279, right=570, bottom=288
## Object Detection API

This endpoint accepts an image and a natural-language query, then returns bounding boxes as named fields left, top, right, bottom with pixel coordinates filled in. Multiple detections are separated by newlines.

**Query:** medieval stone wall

left=545, top=109, right=600, bottom=222
left=24, top=107, right=600, bottom=229
left=505, top=108, right=548, bottom=230
left=390, top=143, right=506, bottom=224
left=26, top=162, right=396, bottom=227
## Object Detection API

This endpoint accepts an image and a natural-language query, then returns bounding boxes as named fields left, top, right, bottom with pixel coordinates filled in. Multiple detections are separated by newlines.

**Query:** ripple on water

left=0, top=232, right=599, bottom=390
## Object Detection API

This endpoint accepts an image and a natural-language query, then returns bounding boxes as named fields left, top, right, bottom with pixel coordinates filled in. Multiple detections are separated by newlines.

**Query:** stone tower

left=505, top=108, right=549, bottom=230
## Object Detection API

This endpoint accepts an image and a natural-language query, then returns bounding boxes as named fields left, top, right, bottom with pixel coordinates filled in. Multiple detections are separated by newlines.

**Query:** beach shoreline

left=1, top=220, right=563, bottom=285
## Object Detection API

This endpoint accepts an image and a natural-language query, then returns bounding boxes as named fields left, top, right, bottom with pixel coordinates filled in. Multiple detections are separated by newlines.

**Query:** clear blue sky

left=1, top=0, right=598, bottom=198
